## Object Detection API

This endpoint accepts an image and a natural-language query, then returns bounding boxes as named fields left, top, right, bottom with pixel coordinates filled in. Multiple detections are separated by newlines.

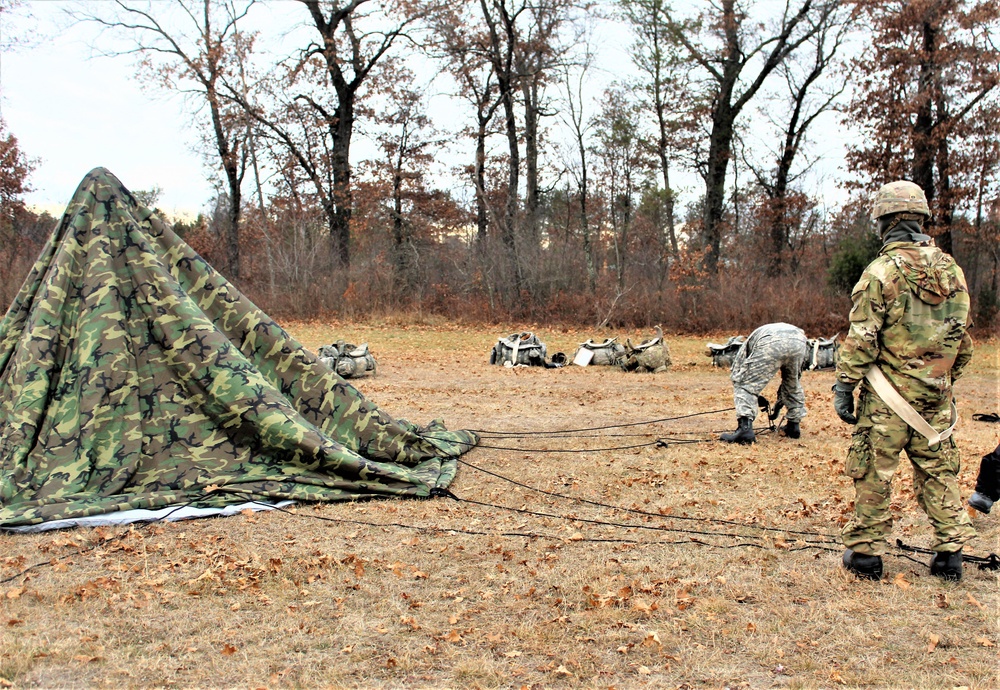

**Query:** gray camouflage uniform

left=730, top=323, right=808, bottom=422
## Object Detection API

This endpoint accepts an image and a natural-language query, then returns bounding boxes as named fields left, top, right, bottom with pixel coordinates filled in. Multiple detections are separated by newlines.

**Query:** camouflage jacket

left=836, top=241, right=973, bottom=405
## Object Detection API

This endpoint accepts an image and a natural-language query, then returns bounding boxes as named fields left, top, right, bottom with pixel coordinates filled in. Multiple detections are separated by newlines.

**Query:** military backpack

left=620, top=327, right=672, bottom=373
left=572, top=337, right=626, bottom=366
left=705, top=336, right=745, bottom=368
left=318, top=341, right=378, bottom=379
left=490, top=332, right=548, bottom=366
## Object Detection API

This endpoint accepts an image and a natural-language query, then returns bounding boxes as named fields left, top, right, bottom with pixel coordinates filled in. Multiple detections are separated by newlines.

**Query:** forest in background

left=1, top=0, right=999, bottom=334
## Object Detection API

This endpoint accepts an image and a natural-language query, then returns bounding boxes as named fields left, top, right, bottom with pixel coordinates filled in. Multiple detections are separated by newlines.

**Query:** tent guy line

left=455, top=457, right=838, bottom=542
left=464, top=407, right=738, bottom=436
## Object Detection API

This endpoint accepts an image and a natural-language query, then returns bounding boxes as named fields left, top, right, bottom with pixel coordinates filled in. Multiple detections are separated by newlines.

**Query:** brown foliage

left=844, top=0, right=1000, bottom=252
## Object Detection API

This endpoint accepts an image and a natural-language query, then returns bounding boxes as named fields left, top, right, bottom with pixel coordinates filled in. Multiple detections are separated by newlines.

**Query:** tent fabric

left=0, top=168, right=478, bottom=528
left=3, top=500, right=297, bottom=534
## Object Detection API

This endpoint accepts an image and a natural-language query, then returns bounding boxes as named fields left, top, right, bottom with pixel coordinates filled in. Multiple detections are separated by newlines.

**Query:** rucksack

left=490, top=332, right=548, bottom=366
left=620, top=326, right=671, bottom=373
left=802, top=335, right=839, bottom=371
left=572, top=337, right=626, bottom=366
left=705, top=336, right=745, bottom=368
left=318, top=341, right=378, bottom=379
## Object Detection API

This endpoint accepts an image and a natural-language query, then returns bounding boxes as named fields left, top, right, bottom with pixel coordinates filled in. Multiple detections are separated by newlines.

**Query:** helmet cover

left=870, top=180, right=931, bottom=221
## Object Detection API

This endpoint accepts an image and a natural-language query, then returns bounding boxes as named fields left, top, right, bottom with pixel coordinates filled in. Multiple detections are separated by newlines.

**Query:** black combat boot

left=969, top=492, right=994, bottom=513
left=720, top=417, right=755, bottom=444
left=969, top=444, right=1000, bottom=514
left=780, top=420, right=800, bottom=439
left=930, top=550, right=963, bottom=581
left=842, top=549, right=883, bottom=580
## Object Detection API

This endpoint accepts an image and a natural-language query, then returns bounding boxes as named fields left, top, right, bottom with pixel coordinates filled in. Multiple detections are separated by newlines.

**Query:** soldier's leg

left=776, top=345, right=808, bottom=422
left=841, top=391, right=908, bottom=556
left=732, top=352, right=782, bottom=421
left=906, top=414, right=976, bottom=553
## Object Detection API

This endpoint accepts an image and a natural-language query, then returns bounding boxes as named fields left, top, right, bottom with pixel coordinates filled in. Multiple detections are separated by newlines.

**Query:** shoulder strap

left=865, top=366, right=957, bottom=446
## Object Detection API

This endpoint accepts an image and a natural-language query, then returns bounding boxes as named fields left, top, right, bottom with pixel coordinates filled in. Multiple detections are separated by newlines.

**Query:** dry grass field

left=2, top=321, right=998, bottom=689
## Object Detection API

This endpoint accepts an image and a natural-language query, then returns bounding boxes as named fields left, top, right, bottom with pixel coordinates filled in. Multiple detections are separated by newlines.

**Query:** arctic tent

left=0, top=168, right=478, bottom=529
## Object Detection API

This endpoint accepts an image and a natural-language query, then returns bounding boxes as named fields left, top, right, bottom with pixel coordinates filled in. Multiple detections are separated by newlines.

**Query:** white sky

left=1, top=2, right=221, bottom=219
left=0, top=1, right=856, bottom=222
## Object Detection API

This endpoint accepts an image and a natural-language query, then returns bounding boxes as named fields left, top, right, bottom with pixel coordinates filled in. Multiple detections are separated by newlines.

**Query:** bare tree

left=78, top=0, right=255, bottom=279
left=475, top=0, right=528, bottom=288
left=593, top=85, right=648, bottom=290
left=663, top=0, right=835, bottom=273
left=231, top=0, right=432, bottom=269
left=514, top=0, right=575, bottom=241
left=619, top=0, right=694, bottom=256
left=560, top=56, right=596, bottom=291
left=429, top=3, right=503, bottom=243
left=745, top=5, right=850, bottom=275
left=371, top=66, right=440, bottom=296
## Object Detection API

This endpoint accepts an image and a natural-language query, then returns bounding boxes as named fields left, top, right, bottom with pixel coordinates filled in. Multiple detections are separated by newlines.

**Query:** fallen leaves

left=892, top=573, right=910, bottom=590
left=641, top=631, right=662, bottom=647
left=927, top=633, right=940, bottom=653
left=0, top=329, right=996, bottom=690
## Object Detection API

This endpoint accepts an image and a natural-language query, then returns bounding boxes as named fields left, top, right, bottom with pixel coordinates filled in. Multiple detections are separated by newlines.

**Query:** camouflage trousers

left=731, top=331, right=808, bottom=422
left=841, top=387, right=975, bottom=556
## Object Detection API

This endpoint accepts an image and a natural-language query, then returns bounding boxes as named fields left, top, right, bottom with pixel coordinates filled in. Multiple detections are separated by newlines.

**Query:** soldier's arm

left=952, top=332, right=974, bottom=381
left=836, top=272, right=886, bottom=386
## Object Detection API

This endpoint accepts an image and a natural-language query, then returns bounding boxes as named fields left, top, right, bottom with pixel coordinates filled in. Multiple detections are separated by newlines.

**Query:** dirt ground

left=2, top=322, right=998, bottom=689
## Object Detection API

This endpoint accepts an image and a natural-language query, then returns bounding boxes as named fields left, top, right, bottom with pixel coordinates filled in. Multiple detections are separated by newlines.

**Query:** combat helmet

left=870, top=180, right=931, bottom=221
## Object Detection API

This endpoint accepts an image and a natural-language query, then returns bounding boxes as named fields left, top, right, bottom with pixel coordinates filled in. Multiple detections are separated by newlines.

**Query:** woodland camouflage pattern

left=837, top=239, right=974, bottom=555
left=729, top=323, right=808, bottom=422
left=0, top=168, right=477, bottom=527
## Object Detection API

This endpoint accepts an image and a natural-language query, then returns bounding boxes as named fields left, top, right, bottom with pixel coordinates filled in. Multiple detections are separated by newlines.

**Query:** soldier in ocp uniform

left=719, top=322, right=808, bottom=444
left=834, top=180, right=975, bottom=582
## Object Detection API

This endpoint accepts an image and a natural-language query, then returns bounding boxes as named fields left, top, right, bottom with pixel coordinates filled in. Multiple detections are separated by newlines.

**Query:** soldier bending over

left=835, top=181, right=975, bottom=582
left=719, top=322, right=808, bottom=444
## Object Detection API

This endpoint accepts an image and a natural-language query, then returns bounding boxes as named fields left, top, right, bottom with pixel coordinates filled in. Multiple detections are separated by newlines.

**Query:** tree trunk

left=911, top=18, right=937, bottom=231
left=701, top=1, right=741, bottom=274
left=935, top=124, right=954, bottom=255
left=652, top=62, right=677, bottom=254
left=768, top=116, right=797, bottom=276
left=330, top=95, right=354, bottom=267
left=522, top=76, right=540, bottom=243
left=579, top=144, right=595, bottom=293
left=703, top=106, right=734, bottom=274
left=392, top=162, right=412, bottom=294
left=474, top=119, right=489, bottom=242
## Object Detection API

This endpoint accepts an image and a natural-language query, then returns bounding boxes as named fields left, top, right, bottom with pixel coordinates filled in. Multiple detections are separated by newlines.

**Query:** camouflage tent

left=0, top=168, right=477, bottom=528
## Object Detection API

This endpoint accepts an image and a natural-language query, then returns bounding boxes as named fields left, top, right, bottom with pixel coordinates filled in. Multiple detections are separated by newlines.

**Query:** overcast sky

left=1, top=1, right=854, bottom=222
left=1, top=1, right=256, bottom=219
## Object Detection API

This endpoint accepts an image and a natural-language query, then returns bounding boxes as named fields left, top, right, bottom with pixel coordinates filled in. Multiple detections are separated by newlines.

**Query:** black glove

left=832, top=381, right=857, bottom=425
left=768, top=400, right=784, bottom=421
